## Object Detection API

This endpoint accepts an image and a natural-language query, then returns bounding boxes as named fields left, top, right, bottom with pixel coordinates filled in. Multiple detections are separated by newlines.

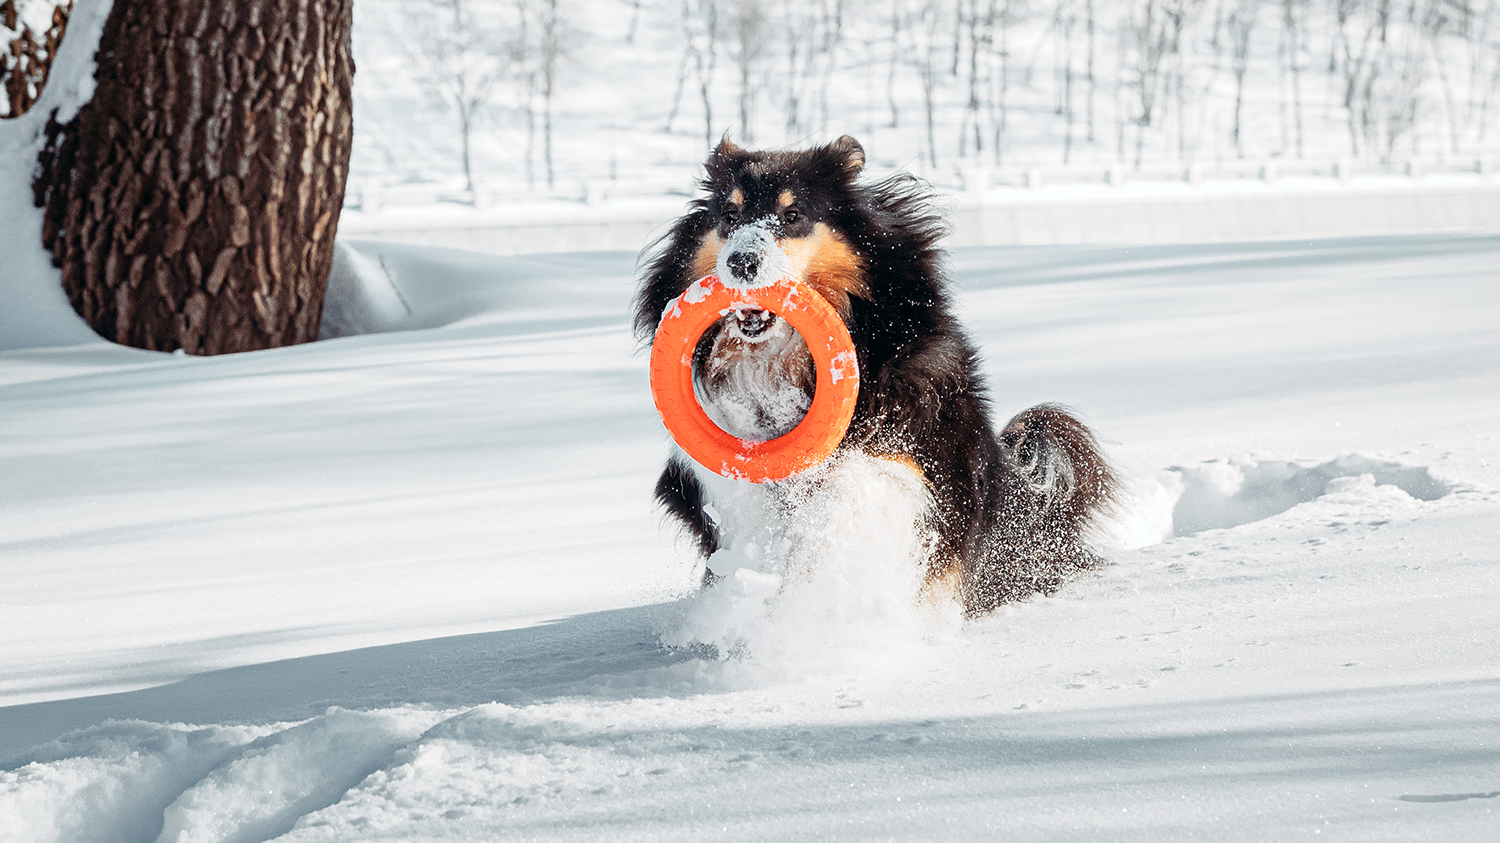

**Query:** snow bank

left=1165, top=453, right=1453, bottom=536
left=153, top=709, right=439, bottom=843
left=318, top=239, right=633, bottom=338
left=0, top=720, right=270, bottom=843
left=337, top=178, right=1500, bottom=257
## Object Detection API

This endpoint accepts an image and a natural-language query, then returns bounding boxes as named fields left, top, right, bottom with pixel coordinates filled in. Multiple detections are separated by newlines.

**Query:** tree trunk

left=33, top=0, right=354, bottom=355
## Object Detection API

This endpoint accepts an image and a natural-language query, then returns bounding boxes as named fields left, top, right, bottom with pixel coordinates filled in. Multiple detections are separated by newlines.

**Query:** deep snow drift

left=2, top=234, right=1499, bottom=841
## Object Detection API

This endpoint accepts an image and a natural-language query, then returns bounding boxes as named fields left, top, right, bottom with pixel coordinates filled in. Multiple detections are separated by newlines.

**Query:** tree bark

left=33, top=0, right=353, bottom=355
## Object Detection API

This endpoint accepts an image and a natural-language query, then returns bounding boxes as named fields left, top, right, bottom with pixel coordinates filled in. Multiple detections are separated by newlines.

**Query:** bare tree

left=1114, top=20, right=1129, bottom=160
left=913, top=0, right=947, bottom=166
left=1054, top=0, right=1079, bottom=163
left=1421, top=0, right=1460, bottom=153
left=509, top=0, right=539, bottom=186
left=730, top=0, right=769, bottom=143
left=886, top=0, right=907, bottom=128
left=1462, top=0, right=1497, bottom=143
left=535, top=0, right=567, bottom=187
left=1168, top=1, right=1205, bottom=161
left=991, top=0, right=1025, bottom=165
left=1226, top=0, right=1262, bottom=158
left=1476, top=0, right=1500, bottom=144
left=664, top=15, right=693, bottom=134
left=1333, top=0, right=1386, bottom=157
left=781, top=0, right=809, bottom=133
left=1085, top=0, right=1098, bottom=143
left=623, top=0, right=643, bottom=43
left=1335, top=0, right=1428, bottom=161
left=1124, top=0, right=1173, bottom=167
left=781, top=0, right=828, bottom=136
left=402, top=0, right=505, bottom=195
left=506, top=0, right=570, bottom=187
left=1280, top=0, right=1306, bottom=157
left=671, top=0, right=721, bottom=148
left=814, top=0, right=848, bottom=127
left=959, top=0, right=998, bottom=158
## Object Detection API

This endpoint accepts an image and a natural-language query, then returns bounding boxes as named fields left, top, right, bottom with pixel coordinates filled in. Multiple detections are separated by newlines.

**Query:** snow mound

left=0, top=709, right=439, bottom=843
left=0, top=720, right=270, bottom=843
left=154, top=708, right=437, bottom=843
left=318, top=240, right=634, bottom=339
left=1164, top=454, right=1452, bottom=537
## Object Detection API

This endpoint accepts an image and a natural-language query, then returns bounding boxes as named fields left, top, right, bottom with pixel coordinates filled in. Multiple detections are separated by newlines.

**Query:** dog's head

left=635, top=137, right=870, bottom=440
left=636, top=134, right=946, bottom=350
left=688, top=136, right=871, bottom=318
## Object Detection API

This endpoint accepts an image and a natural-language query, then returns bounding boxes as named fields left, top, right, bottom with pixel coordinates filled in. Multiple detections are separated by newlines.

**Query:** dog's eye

left=723, top=207, right=739, bottom=223
left=783, top=208, right=801, bottom=224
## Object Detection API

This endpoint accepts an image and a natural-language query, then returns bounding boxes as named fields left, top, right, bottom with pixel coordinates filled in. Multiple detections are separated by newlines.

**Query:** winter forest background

left=339, top=0, right=1500, bottom=202
left=9, top=0, right=1500, bottom=203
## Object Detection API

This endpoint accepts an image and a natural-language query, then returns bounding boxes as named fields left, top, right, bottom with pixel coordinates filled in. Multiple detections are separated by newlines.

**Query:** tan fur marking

left=920, top=564, right=962, bottom=608
left=691, top=230, right=723, bottom=282
left=729, top=188, right=744, bottom=206
left=866, top=452, right=957, bottom=607
left=778, top=223, right=869, bottom=316
left=874, top=453, right=925, bottom=479
left=778, top=190, right=795, bottom=209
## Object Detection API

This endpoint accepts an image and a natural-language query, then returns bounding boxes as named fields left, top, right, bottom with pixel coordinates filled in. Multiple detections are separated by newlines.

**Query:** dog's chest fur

left=693, top=316, right=815, bottom=441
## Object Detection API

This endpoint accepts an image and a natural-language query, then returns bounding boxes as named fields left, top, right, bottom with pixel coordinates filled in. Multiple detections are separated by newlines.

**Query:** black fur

left=635, top=137, right=1116, bottom=615
left=654, top=457, right=719, bottom=559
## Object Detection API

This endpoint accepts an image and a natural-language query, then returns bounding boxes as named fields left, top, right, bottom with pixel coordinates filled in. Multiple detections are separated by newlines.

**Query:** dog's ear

left=829, top=135, right=865, bottom=176
left=706, top=137, right=748, bottom=184
left=711, top=138, right=747, bottom=164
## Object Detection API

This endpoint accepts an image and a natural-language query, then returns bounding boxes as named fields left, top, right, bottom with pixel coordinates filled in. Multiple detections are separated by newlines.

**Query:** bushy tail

left=963, top=404, right=1118, bottom=614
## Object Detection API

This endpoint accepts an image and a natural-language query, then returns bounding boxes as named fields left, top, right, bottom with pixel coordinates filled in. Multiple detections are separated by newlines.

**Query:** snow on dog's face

left=688, top=137, right=871, bottom=442
left=691, top=136, right=870, bottom=315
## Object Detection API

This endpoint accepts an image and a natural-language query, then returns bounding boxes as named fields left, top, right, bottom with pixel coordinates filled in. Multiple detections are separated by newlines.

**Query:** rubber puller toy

left=649, top=274, right=860, bottom=483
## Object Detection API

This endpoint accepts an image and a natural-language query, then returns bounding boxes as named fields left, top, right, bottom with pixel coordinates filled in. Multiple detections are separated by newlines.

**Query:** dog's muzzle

left=716, top=220, right=792, bottom=290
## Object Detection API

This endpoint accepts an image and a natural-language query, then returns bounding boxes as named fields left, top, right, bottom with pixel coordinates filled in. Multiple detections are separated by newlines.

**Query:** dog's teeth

left=734, top=308, right=775, bottom=336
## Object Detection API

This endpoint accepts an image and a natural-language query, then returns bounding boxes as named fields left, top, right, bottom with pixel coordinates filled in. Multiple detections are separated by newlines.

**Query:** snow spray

left=660, top=452, right=961, bottom=675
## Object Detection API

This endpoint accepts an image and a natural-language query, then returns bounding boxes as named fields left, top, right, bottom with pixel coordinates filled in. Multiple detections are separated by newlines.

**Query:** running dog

left=634, top=136, right=1116, bottom=615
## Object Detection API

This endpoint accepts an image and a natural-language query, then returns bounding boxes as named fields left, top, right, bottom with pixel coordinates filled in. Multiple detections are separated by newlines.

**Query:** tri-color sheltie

left=635, top=136, right=1116, bottom=616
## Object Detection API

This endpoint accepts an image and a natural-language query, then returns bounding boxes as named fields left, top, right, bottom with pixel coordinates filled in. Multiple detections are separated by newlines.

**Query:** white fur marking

left=716, top=219, right=793, bottom=289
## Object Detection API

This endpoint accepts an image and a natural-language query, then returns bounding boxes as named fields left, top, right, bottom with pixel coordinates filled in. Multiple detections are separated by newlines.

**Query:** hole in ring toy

left=650, top=274, right=860, bottom=483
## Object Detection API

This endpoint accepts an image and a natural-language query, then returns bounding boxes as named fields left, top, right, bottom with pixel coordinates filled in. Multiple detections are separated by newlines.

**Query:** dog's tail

left=963, top=403, right=1118, bottom=614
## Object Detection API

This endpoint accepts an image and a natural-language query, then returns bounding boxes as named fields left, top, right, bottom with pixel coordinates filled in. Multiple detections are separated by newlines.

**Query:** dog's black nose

left=725, top=250, right=760, bottom=283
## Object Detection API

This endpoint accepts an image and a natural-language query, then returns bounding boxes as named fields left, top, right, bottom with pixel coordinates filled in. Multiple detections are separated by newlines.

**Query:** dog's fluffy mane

left=635, top=136, right=1116, bottom=615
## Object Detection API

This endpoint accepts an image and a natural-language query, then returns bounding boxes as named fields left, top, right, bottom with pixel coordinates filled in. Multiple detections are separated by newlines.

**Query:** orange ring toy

left=650, top=274, right=860, bottom=483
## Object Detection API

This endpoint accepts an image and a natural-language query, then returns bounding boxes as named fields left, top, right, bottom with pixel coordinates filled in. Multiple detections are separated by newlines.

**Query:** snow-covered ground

left=3, top=233, right=1498, bottom=840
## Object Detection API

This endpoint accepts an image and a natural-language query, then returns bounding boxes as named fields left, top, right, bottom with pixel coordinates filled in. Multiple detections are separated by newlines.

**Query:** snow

left=3, top=232, right=1498, bottom=840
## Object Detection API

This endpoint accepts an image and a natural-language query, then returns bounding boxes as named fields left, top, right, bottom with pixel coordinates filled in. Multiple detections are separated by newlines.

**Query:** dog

left=634, top=136, right=1116, bottom=616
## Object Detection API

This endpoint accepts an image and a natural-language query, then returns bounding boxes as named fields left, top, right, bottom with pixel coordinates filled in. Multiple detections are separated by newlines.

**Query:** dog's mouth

left=730, top=308, right=777, bottom=340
